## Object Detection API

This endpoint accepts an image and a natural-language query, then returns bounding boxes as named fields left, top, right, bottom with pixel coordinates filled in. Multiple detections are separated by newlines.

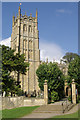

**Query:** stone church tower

left=11, top=6, right=40, bottom=94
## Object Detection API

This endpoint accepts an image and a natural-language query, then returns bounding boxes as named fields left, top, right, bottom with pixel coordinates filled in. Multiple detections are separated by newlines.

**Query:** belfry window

left=29, top=25, right=32, bottom=32
left=23, top=24, right=27, bottom=31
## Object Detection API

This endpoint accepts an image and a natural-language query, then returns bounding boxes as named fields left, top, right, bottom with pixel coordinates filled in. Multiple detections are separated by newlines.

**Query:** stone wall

left=2, top=96, right=24, bottom=109
left=24, top=98, right=45, bottom=106
left=2, top=97, right=45, bottom=109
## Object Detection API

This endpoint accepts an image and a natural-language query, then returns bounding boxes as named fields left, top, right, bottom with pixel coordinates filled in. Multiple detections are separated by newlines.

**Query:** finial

left=12, top=15, right=15, bottom=26
left=72, top=79, right=75, bottom=83
left=18, top=4, right=21, bottom=18
left=30, top=13, right=32, bottom=16
left=13, top=15, right=15, bottom=18
left=20, top=3, right=22, bottom=6
left=36, top=8, right=38, bottom=19
left=19, top=5, right=21, bottom=10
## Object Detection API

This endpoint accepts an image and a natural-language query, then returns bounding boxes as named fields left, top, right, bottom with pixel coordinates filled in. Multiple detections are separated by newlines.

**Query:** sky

left=0, top=2, right=78, bottom=62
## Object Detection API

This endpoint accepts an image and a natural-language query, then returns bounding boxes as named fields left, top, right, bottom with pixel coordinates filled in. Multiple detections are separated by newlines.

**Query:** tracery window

left=23, top=24, right=27, bottom=31
left=29, top=25, right=32, bottom=32
left=29, top=50, right=32, bottom=59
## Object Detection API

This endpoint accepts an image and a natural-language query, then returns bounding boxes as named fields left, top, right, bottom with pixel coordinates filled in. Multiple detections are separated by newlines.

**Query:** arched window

left=29, top=25, right=32, bottom=32
left=23, top=24, right=27, bottom=31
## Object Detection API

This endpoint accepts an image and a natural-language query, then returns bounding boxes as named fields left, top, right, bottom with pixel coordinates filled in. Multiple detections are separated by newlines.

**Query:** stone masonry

left=11, top=6, right=40, bottom=94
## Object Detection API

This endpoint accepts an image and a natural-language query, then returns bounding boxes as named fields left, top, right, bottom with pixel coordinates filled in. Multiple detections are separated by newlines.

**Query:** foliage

left=36, top=62, right=64, bottom=101
left=47, top=62, right=64, bottom=99
left=62, top=52, right=79, bottom=63
left=51, top=90, right=59, bottom=102
left=1, top=45, right=29, bottom=96
left=77, top=95, right=80, bottom=103
left=68, top=95, right=72, bottom=102
left=36, top=63, right=48, bottom=91
left=16, top=89, right=24, bottom=96
left=2, top=70, right=18, bottom=96
left=68, top=56, right=80, bottom=94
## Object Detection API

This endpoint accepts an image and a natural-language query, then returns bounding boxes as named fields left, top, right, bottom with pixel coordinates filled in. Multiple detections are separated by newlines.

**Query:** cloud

left=56, top=9, right=72, bottom=14
left=40, top=39, right=65, bottom=63
left=0, top=37, right=11, bottom=47
left=0, top=37, right=65, bottom=63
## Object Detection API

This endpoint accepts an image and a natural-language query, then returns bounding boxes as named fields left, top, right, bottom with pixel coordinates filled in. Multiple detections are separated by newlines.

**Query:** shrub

left=77, top=95, right=80, bottom=103
left=68, top=95, right=72, bottom=102
left=51, top=90, right=59, bottom=102
left=16, top=89, right=24, bottom=96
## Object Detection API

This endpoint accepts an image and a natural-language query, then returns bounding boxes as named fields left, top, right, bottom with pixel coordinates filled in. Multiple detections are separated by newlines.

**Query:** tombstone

left=72, top=79, right=76, bottom=104
left=44, top=80, right=48, bottom=105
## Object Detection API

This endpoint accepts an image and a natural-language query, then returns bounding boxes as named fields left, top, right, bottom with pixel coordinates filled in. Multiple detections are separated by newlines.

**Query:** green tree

left=2, top=45, right=29, bottom=96
left=62, top=52, right=79, bottom=63
left=68, top=56, right=80, bottom=94
left=36, top=63, right=48, bottom=91
left=47, top=62, right=64, bottom=100
left=36, top=62, right=64, bottom=101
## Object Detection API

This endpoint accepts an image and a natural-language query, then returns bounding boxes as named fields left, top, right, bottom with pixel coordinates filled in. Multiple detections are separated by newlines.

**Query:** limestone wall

left=2, top=96, right=24, bottom=109
left=24, top=98, right=45, bottom=106
left=2, top=97, right=45, bottom=109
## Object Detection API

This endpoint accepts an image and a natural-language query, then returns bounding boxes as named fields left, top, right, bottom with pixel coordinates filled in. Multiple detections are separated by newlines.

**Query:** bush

left=51, top=90, right=59, bottom=102
left=36, top=62, right=64, bottom=101
left=16, top=89, right=24, bottom=96
left=77, top=95, right=80, bottom=103
left=68, top=95, right=72, bottom=102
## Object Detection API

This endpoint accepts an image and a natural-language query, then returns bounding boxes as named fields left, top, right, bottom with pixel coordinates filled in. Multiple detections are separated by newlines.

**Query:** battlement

left=12, top=6, right=37, bottom=28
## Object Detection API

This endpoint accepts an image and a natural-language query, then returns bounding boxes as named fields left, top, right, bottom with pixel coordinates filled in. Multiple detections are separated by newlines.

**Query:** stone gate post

left=44, top=80, right=48, bottom=105
left=72, top=79, right=76, bottom=104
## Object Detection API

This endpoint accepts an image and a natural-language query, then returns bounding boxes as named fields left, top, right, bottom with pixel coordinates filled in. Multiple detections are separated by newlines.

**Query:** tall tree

left=68, top=56, right=80, bottom=94
left=36, top=62, right=64, bottom=101
left=62, top=52, right=79, bottom=63
left=36, top=63, right=48, bottom=91
left=2, top=45, right=29, bottom=96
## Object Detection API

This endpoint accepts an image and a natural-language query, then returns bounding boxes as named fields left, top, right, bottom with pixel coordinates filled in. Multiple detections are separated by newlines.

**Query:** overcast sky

left=0, top=2, right=78, bottom=62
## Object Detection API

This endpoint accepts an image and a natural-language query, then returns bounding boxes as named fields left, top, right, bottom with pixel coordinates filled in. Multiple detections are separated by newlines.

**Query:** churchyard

left=0, top=2, right=80, bottom=120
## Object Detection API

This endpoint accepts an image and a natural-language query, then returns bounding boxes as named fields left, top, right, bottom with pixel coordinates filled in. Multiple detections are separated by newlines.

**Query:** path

left=21, top=101, right=79, bottom=119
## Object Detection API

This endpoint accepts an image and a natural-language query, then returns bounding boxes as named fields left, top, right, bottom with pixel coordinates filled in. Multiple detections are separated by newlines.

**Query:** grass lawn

left=46, top=109, right=80, bottom=120
left=53, top=110, right=79, bottom=118
left=2, top=106, right=39, bottom=119
left=53, top=108, right=80, bottom=119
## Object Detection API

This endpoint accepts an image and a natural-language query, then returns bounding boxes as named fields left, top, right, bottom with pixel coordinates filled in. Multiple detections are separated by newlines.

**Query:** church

left=11, top=5, right=70, bottom=97
left=11, top=6, right=40, bottom=95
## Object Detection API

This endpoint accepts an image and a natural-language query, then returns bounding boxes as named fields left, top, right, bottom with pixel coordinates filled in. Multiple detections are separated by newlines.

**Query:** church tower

left=11, top=6, right=40, bottom=94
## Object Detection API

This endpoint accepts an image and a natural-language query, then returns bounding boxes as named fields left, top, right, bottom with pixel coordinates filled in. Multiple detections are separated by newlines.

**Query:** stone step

left=33, top=103, right=74, bottom=114
left=33, top=105, right=65, bottom=112
left=65, top=103, right=75, bottom=112
left=33, top=110, right=62, bottom=113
